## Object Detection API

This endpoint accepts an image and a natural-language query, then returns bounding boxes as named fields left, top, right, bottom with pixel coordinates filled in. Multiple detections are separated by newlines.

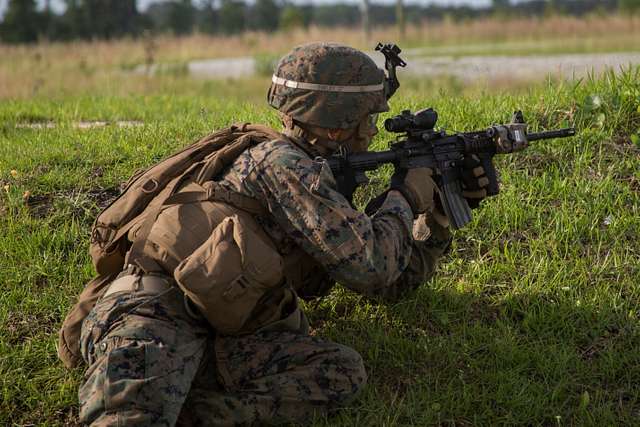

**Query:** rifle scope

left=384, top=108, right=438, bottom=132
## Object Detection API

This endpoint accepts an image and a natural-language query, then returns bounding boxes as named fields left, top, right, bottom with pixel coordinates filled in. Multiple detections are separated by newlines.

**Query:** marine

left=61, top=42, right=490, bottom=425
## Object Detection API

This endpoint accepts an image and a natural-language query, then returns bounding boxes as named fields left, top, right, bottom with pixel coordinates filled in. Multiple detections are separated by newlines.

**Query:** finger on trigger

left=473, top=166, right=485, bottom=177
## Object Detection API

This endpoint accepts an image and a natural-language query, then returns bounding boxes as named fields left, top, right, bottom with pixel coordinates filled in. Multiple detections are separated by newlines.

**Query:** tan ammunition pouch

left=174, top=212, right=288, bottom=335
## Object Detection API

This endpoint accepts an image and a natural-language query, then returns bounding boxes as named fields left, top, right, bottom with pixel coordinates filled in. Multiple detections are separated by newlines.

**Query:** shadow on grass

left=308, top=283, right=640, bottom=425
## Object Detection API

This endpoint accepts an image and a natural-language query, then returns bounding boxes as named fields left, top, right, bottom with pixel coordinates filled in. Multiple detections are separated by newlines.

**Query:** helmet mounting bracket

left=375, top=42, right=407, bottom=100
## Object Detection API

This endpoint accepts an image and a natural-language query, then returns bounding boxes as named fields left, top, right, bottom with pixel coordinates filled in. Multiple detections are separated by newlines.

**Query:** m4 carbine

left=327, top=108, right=576, bottom=229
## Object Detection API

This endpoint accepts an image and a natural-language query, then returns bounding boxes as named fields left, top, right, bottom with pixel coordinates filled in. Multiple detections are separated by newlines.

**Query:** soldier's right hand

left=389, top=167, right=437, bottom=215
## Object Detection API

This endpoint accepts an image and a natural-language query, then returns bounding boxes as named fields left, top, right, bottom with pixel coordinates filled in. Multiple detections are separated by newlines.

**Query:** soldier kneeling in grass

left=58, top=43, right=490, bottom=425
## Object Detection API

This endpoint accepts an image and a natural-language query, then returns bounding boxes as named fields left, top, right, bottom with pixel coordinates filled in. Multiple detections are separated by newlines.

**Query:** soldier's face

left=342, top=115, right=379, bottom=153
left=326, top=127, right=357, bottom=142
left=301, top=123, right=356, bottom=143
left=294, top=115, right=378, bottom=154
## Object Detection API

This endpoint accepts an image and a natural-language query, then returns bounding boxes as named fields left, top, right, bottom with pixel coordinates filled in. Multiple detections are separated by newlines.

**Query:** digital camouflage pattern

left=223, top=137, right=419, bottom=298
left=220, top=135, right=452, bottom=300
left=180, top=331, right=366, bottom=425
left=79, top=287, right=208, bottom=426
left=267, top=43, right=389, bottom=129
left=79, top=287, right=366, bottom=426
left=78, top=133, right=451, bottom=425
left=74, top=43, right=452, bottom=426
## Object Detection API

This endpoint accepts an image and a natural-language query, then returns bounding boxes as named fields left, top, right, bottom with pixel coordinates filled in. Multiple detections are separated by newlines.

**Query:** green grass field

left=1, top=65, right=639, bottom=425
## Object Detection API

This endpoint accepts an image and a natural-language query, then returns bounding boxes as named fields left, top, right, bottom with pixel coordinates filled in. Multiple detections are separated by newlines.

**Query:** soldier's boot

left=79, top=286, right=210, bottom=426
left=178, top=330, right=367, bottom=426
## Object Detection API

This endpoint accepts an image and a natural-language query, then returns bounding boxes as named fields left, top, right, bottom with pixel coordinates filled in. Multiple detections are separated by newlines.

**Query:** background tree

left=492, top=0, right=510, bottom=15
left=41, top=0, right=54, bottom=39
left=219, top=0, right=247, bottom=34
left=361, top=0, right=371, bottom=40
left=313, top=4, right=359, bottom=27
left=57, top=0, right=139, bottom=40
left=0, top=0, right=626, bottom=42
left=0, top=0, right=42, bottom=43
left=167, top=0, right=196, bottom=36
left=248, top=0, right=280, bottom=32
left=88, top=0, right=139, bottom=39
left=279, top=5, right=305, bottom=31
left=59, top=0, right=88, bottom=39
left=544, top=0, right=559, bottom=15
left=619, top=0, right=640, bottom=13
left=396, top=0, right=405, bottom=40
left=197, top=0, right=220, bottom=34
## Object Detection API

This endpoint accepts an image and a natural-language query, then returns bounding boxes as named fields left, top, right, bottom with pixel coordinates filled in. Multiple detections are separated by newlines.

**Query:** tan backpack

left=58, top=123, right=285, bottom=368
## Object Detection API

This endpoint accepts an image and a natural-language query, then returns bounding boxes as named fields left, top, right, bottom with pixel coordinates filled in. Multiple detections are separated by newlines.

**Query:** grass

left=1, top=40, right=639, bottom=425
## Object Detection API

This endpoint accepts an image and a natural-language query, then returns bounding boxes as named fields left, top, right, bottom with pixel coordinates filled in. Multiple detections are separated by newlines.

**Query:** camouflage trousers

left=79, top=286, right=367, bottom=426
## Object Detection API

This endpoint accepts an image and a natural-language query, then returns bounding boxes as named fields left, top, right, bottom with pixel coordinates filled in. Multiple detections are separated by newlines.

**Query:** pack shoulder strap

left=125, top=125, right=278, bottom=273
left=165, top=182, right=265, bottom=215
left=61, top=123, right=289, bottom=368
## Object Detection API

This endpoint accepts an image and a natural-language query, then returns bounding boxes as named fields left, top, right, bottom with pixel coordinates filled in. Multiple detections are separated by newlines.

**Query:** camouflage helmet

left=267, top=43, right=389, bottom=129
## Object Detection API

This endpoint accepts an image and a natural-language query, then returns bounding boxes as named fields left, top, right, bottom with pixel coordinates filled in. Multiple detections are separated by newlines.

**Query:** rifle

left=327, top=108, right=576, bottom=229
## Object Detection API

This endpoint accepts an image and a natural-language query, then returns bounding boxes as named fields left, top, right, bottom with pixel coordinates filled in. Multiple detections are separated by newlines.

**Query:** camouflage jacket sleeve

left=242, top=140, right=415, bottom=298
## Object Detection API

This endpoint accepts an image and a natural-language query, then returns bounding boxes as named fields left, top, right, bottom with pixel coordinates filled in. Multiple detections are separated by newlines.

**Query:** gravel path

left=403, top=52, right=640, bottom=82
left=138, top=51, right=640, bottom=82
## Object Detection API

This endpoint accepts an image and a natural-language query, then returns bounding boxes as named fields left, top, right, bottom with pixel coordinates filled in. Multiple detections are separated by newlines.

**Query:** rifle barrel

left=528, top=128, right=575, bottom=141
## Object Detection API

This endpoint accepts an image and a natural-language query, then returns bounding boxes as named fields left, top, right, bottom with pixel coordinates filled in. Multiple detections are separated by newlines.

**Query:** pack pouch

left=174, top=212, right=285, bottom=335
left=59, top=124, right=288, bottom=369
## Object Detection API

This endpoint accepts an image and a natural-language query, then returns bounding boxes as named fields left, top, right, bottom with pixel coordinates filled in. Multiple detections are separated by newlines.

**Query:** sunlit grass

left=1, top=66, right=639, bottom=425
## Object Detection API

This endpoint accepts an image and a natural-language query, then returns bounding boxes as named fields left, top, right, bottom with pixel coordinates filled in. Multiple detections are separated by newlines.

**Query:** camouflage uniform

left=78, top=43, right=452, bottom=426
left=79, top=289, right=366, bottom=426
left=79, top=136, right=450, bottom=426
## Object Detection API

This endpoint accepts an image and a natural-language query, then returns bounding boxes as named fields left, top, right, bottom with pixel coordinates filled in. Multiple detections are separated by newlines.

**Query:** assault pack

left=58, top=123, right=286, bottom=368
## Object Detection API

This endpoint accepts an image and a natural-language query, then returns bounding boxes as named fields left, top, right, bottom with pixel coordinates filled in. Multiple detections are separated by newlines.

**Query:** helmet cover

left=267, top=43, right=389, bottom=129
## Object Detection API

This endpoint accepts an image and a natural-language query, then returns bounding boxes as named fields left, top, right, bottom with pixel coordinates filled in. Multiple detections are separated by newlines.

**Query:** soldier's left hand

left=460, top=154, right=490, bottom=209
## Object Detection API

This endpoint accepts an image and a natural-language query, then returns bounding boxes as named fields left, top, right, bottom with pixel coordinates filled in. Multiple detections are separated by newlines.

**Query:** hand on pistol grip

left=389, top=167, right=450, bottom=227
left=389, top=167, right=436, bottom=215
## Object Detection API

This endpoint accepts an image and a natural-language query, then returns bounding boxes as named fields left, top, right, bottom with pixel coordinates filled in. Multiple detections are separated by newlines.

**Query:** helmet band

left=272, top=75, right=384, bottom=93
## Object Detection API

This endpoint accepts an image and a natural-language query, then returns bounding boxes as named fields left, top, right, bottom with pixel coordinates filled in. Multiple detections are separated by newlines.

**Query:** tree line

left=1, top=0, right=639, bottom=44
